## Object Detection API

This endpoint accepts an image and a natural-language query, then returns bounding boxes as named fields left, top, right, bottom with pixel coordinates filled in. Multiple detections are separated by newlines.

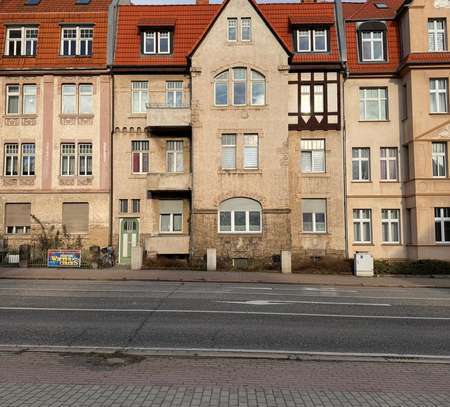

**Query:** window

left=166, top=81, right=183, bottom=108
left=5, top=203, right=31, bottom=235
left=214, top=71, right=229, bottom=106
left=382, top=209, right=400, bottom=244
left=296, top=29, right=328, bottom=52
left=160, top=200, right=183, bottom=233
left=166, top=141, right=184, bottom=173
left=353, top=209, right=372, bottom=243
left=244, top=134, right=258, bottom=169
left=61, top=143, right=76, bottom=176
left=428, top=19, right=447, bottom=52
left=61, top=84, right=76, bottom=114
left=300, top=84, right=324, bottom=114
left=360, top=88, right=387, bottom=120
left=380, top=147, right=398, bottom=181
left=302, top=199, right=326, bottom=233
left=78, top=143, right=92, bottom=176
left=430, top=79, right=448, bottom=113
left=132, top=81, right=148, bottom=114
left=61, top=26, right=93, bottom=56
left=6, top=85, right=20, bottom=114
left=5, top=27, right=38, bottom=56
left=119, top=199, right=128, bottom=213
left=301, top=139, right=325, bottom=173
left=435, top=207, right=450, bottom=243
left=218, top=198, right=262, bottom=233
left=131, top=141, right=149, bottom=174
left=432, top=142, right=447, bottom=177
left=227, top=18, right=237, bottom=41
left=241, top=18, right=252, bottom=42
left=221, top=134, right=236, bottom=170
left=352, top=148, right=370, bottom=181
left=233, top=68, right=247, bottom=106
left=21, top=144, right=35, bottom=176
left=143, top=31, right=171, bottom=54
left=360, top=31, right=385, bottom=61
left=79, top=84, right=93, bottom=114
left=132, top=199, right=140, bottom=214
left=62, top=203, right=89, bottom=234
left=4, top=144, right=19, bottom=176
left=23, top=84, right=37, bottom=114
left=251, top=70, right=265, bottom=106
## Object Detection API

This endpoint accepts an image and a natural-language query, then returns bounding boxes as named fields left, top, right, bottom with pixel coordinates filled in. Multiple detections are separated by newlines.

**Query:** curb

left=1, top=345, right=450, bottom=364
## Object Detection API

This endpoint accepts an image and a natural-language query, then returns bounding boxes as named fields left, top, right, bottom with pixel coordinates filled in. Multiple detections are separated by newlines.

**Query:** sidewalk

left=1, top=267, right=450, bottom=288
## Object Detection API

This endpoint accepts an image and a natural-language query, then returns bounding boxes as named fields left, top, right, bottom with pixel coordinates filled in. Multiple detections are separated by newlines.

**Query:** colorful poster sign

left=47, top=249, right=82, bottom=268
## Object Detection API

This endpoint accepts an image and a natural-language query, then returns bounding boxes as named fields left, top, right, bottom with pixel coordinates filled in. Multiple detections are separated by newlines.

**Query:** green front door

left=119, top=218, right=139, bottom=265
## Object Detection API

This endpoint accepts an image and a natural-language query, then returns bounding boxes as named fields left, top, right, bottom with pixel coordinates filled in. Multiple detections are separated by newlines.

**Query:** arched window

left=214, top=68, right=266, bottom=107
left=214, top=70, right=229, bottom=106
left=251, top=70, right=266, bottom=106
left=218, top=197, right=262, bottom=233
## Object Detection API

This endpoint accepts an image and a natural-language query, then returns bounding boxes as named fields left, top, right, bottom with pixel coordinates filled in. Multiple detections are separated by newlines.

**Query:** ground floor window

left=302, top=199, right=326, bottom=233
left=5, top=203, right=31, bottom=234
left=435, top=207, right=450, bottom=243
left=353, top=209, right=371, bottom=243
left=62, top=202, right=89, bottom=234
left=382, top=209, right=400, bottom=244
left=218, top=197, right=262, bottom=233
left=160, top=200, right=183, bottom=233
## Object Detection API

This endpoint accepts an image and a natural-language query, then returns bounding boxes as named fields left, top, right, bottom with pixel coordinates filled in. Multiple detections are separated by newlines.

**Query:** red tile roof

left=343, top=0, right=405, bottom=21
left=0, top=0, right=110, bottom=70
left=401, top=52, right=450, bottom=65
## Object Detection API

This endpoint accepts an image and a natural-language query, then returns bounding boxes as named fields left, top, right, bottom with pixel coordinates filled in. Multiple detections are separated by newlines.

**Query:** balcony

left=145, top=235, right=190, bottom=255
left=146, top=102, right=192, bottom=132
left=147, top=172, right=192, bottom=194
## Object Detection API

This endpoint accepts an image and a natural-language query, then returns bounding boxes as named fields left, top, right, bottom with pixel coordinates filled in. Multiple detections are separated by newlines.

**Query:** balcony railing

left=146, top=101, right=192, bottom=129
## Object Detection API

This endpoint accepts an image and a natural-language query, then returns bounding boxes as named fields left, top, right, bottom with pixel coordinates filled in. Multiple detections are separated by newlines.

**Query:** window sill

left=4, top=114, right=37, bottom=119
left=301, top=232, right=330, bottom=236
left=59, top=55, right=93, bottom=59
left=128, top=114, right=147, bottom=119
left=381, top=243, right=402, bottom=246
left=158, top=232, right=185, bottom=236
left=429, top=112, right=449, bottom=116
left=218, top=169, right=262, bottom=175
left=358, top=119, right=389, bottom=123
left=60, top=114, right=94, bottom=119
left=218, top=232, right=263, bottom=236
left=351, top=180, right=372, bottom=183
left=212, top=105, right=268, bottom=111
left=352, top=243, right=374, bottom=246
left=379, top=180, right=400, bottom=183
left=2, top=55, right=36, bottom=58
left=301, top=173, right=329, bottom=177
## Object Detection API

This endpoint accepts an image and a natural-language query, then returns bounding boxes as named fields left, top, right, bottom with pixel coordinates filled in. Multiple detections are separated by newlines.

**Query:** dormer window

left=143, top=31, right=171, bottom=55
left=296, top=29, right=328, bottom=53
left=5, top=27, right=38, bottom=56
left=61, top=26, right=93, bottom=56
left=357, top=21, right=387, bottom=62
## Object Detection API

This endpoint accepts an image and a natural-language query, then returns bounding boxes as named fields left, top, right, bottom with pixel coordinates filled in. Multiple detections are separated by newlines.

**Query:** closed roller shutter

left=62, top=203, right=89, bottom=233
left=5, top=203, right=31, bottom=227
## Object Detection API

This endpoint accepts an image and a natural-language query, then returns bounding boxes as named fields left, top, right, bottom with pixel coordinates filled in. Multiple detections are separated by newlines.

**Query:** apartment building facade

left=2, top=0, right=449, bottom=267
left=0, top=0, right=112, bottom=248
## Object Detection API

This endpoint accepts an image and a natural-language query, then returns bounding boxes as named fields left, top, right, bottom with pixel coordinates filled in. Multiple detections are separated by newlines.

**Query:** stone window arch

left=218, top=197, right=262, bottom=233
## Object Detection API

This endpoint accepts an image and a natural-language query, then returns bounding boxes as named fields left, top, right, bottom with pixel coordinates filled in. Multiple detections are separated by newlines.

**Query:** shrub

left=375, top=260, right=450, bottom=275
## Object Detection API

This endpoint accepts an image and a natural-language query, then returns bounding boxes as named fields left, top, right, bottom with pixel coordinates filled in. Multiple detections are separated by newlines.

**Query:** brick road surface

left=0, top=352, right=449, bottom=406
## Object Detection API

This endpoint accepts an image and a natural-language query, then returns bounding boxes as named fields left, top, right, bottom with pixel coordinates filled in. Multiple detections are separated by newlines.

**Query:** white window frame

left=143, top=31, right=171, bottom=55
left=297, top=29, right=328, bottom=53
left=301, top=139, right=325, bottom=173
left=232, top=68, right=247, bottom=106
left=250, top=70, right=266, bottom=106
left=6, top=84, right=20, bottom=115
left=430, top=79, right=448, bottom=114
left=302, top=199, right=327, bottom=234
left=428, top=19, right=447, bottom=52
left=353, top=209, right=372, bottom=243
left=132, top=199, right=140, bottom=214
left=432, top=142, right=448, bottom=178
left=132, top=81, right=148, bottom=114
left=435, top=207, right=450, bottom=244
left=61, top=84, right=77, bottom=114
left=79, top=84, right=93, bottom=115
left=166, top=81, right=183, bottom=108
left=241, top=18, right=252, bottom=42
left=218, top=210, right=262, bottom=234
left=119, top=199, right=128, bottom=214
left=4, top=143, right=19, bottom=176
left=21, top=143, right=35, bottom=177
left=78, top=143, right=93, bottom=176
left=22, top=84, right=37, bottom=115
left=131, top=140, right=149, bottom=174
left=381, top=209, right=400, bottom=244
left=227, top=18, right=238, bottom=42
left=360, top=88, right=388, bottom=121
left=243, top=134, right=259, bottom=169
left=166, top=140, right=184, bottom=173
left=361, top=31, right=385, bottom=62
left=380, top=147, right=398, bottom=181
left=60, top=26, right=93, bottom=56
left=160, top=213, right=183, bottom=234
left=214, top=71, right=229, bottom=106
left=221, top=134, right=236, bottom=170
left=352, top=148, right=371, bottom=181
left=60, top=143, right=76, bottom=176
left=5, top=26, right=38, bottom=56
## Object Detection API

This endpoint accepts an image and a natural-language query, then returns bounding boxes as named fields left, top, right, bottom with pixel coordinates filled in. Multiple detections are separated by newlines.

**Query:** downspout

left=107, top=0, right=120, bottom=247
left=334, top=0, right=350, bottom=259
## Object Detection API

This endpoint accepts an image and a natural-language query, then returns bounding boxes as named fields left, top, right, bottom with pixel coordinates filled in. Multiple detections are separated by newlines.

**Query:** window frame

left=432, top=142, right=448, bottom=178
left=380, top=147, right=398, bottom=182
left=166, top=81, right=183, bottom=108
left=131, top=140, right=149, bottom=174
left=5, top=26, right=38, bottom=57
left=78, top=143, right=93, bottom=176
left=166, top=140, right=184, bottom=173
left=227, top=18, right=238, bottom=42
left=429, top=78, right=449, bottom=114
left=221, top=134, right=237, bottom=170
left=241, top=17, right=252, bottom=42
left=435, top=207, right=450, bottom=244
left=428, top=18, right=447, bottom=52
left=60, top=26, right=93, bottom=57
left=301, top=139, right=325, bottom=174
left=232, top=67, right=247, bottom=106
left=21, top=143, right=35, bottom=177
left=381, top=209, right=401, bottom=244
left=142, top=31, right=171, bottom=55
left=302, top=199, right=327, bottom=234
left=119, top=199, right=128, bottom=214
left=243, top=134, right=259, bottom=170
left=160, top=212, right=183, bottom=234
left=360, top=87, right=388, bottom=121
left=4, top=143, right=19, bottom=177
left=359, top=30, right=386, bottom=62
left=352, top=147, right=371, bottom=182
left=296, top=28, right=328, bottom=53
left=6, top=84, right=20, bottom=115
left=353, top=209, right=372, bottom=244
left=131, top=81, right=149, bottom=114
left=60, top=143, right=76, bottom=177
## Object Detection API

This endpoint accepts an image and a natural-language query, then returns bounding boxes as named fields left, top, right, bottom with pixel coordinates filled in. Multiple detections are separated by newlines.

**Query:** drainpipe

left=335, top=0, right=350, bottom=259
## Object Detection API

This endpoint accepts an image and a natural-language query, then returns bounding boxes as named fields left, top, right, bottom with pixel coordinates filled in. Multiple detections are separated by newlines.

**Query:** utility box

left=131, top=246, right=143, bottom=271
left=354, top=252, right=374, bottom=277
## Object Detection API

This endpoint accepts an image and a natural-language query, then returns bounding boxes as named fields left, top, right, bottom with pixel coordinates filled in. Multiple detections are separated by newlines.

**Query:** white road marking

left=229, top=287, right=273, bottom=290
left=0, top=306, right=449, bottom=320
left=217, top=300, right=391, bottom=307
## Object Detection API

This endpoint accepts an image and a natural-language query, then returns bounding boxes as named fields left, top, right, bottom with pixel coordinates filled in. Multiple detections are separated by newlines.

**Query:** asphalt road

left=0, top=280, right=449, bottom=357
